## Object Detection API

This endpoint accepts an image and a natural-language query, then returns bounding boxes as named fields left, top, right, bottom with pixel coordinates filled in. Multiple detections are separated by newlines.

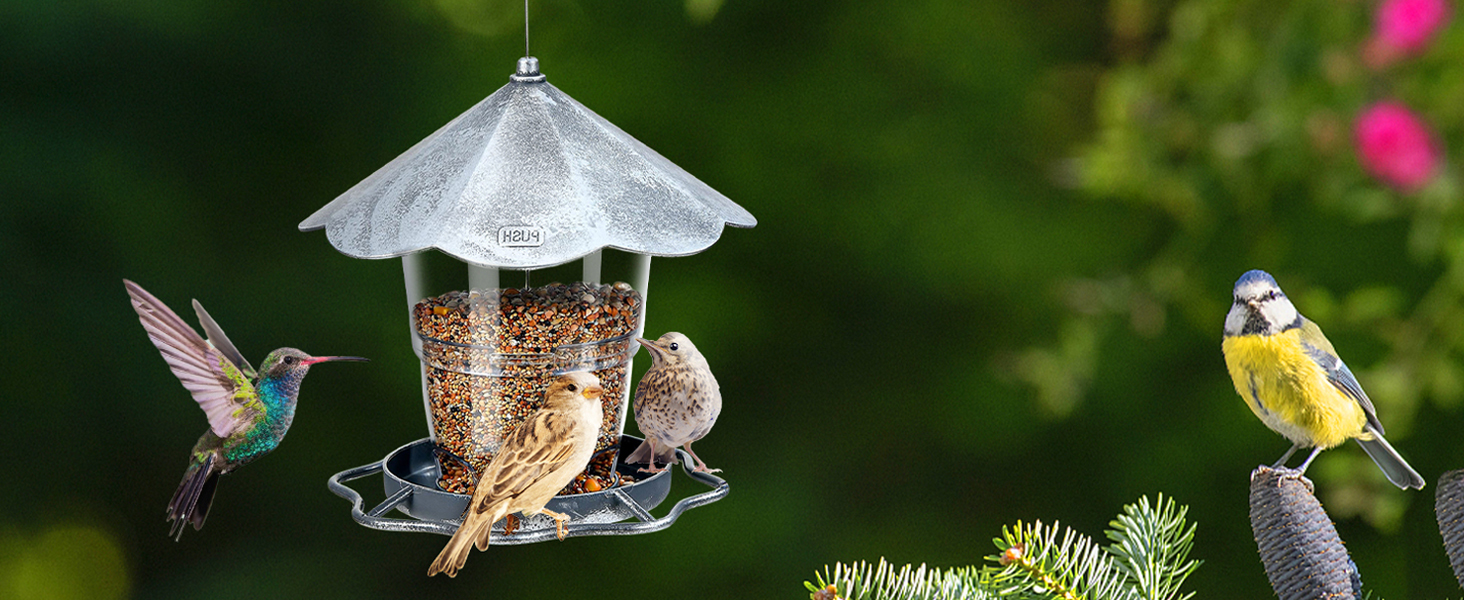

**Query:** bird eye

left=284, top=356, right=296, bottom=365
left=568, top=384, right=577, bottom=392
left=669, top=343, right=679, bottom=351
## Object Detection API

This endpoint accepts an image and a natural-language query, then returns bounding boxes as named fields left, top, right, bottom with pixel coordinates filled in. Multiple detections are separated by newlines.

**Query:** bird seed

left=414, top=282, right=643, bottom=494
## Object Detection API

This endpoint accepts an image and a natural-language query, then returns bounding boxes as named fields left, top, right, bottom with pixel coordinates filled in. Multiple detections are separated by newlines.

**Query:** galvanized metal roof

left=300, top=57, right=755, bottom=269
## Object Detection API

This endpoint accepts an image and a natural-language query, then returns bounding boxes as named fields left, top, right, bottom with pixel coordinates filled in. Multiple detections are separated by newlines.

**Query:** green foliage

left=805, top=496, right=1200, bottom=600
left=988, top=520, right=1137, bottom=600
left=0, top=523, right=130, bottom=600
left=804, top=561, right=995, bottom=600
left=1103, top=496, right=1199, bottom=600
left=1012, top=0, right=1464, bottom=530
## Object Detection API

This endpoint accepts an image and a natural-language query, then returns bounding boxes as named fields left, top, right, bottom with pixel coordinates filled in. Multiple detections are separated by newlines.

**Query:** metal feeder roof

left=299, top=57, right=756, bottom=270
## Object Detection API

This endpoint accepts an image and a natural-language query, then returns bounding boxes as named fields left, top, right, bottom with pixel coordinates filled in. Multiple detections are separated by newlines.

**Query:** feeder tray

left=328, top=435, right=728, bottom=541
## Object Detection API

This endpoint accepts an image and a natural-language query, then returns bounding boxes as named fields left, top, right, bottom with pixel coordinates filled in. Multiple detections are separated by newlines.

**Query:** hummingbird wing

left=192, top=299, right=257, bottom=380
left=1298, top=318, right=1385, bottom=434
left=124, top=280, right=262, bottom=438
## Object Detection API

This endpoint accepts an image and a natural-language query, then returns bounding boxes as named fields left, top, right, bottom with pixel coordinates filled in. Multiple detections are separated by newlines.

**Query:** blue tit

left=1221, top=270, right=1425, bottom=490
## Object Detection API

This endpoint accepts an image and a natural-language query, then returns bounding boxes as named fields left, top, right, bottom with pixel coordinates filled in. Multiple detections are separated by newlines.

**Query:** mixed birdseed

left=415, top=282, right=643, bottom=494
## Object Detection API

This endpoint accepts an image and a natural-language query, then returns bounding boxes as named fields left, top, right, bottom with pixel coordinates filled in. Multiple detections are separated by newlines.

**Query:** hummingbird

left=124, top=279, right=368, bottom=540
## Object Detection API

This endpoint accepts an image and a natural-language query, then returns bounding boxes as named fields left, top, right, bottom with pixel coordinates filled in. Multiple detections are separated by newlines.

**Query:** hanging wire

left=524, top=0, right=530, bottom=56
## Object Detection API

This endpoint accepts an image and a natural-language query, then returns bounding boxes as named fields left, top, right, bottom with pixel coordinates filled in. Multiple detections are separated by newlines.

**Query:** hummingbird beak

left=302, top=355, right=370, bottom=366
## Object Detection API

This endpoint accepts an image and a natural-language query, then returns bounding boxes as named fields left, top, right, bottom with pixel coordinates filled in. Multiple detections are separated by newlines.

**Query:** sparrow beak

left=584, top=384, right=605, bottom=399
left=303, top=355, right=370, bottom=366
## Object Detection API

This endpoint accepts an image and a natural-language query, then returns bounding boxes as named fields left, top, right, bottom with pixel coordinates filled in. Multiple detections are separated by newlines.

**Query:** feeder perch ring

left=327, top=435, right=728, bottom=542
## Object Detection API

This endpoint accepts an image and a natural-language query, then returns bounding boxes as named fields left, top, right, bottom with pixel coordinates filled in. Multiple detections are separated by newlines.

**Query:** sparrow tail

left=428, top=525, right=478, bottom=578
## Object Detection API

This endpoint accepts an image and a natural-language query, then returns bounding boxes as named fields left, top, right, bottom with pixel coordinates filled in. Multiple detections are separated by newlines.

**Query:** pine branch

left=1104, top=494, right=1201, bottom=600
left=989, top=519, right=1138, bottom=600
left=805, top=496, right=1200, bottom=600
left=804, top=559, right=999, bottom=600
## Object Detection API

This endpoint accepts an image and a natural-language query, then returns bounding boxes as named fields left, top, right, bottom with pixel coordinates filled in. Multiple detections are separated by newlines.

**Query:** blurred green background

left=7, top=0, right=1464, bottom=597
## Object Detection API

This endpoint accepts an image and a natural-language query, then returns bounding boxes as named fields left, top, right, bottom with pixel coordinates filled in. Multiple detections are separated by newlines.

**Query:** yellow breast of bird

left=1221, top=329, right=1366, bottom=449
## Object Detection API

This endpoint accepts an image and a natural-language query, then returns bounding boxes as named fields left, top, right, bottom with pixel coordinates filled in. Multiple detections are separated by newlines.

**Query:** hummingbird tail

left=1355, top=426, right=1426, bottom=490
left=167, top=453, right=220, bottom=541
left=624, top=437, right=677, bottom=467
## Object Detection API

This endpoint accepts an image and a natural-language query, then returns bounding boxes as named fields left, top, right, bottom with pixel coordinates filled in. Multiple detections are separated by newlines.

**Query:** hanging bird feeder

left=303, top=56, right=754, bottom=540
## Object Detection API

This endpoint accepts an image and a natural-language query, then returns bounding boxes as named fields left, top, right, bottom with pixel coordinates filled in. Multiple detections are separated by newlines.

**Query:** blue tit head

left=1224, top=270, right=1301, bottom=337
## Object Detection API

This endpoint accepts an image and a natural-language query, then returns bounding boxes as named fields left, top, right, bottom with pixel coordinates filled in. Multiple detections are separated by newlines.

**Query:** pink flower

left=1355, top=101, right=1442, bottom=191
left=1374, top=0, right=1451, bottom=53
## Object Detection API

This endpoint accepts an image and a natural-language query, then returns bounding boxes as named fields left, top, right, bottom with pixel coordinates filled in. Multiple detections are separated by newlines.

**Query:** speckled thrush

left=625, top=332, right=722, bottom=474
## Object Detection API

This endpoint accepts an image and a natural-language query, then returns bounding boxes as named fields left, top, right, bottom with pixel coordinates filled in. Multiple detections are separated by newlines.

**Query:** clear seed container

left=405, top=250, right=647, bottom=494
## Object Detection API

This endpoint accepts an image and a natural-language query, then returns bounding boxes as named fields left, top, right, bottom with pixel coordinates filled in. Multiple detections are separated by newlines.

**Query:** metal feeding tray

left=328, top=435, right=728, bottom=542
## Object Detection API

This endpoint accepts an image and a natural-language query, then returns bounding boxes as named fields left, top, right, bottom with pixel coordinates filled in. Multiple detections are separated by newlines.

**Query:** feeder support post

left=582, top=250, right=603, bottom=285
left=403, top=253, right=437, bottom=440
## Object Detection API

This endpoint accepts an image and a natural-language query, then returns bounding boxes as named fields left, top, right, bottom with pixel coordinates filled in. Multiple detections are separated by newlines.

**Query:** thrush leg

left=539, top=508, right=571, bottom=540
left=638, top=438, right=668, bottom=474
left=683, top=442, right=722, bottom=474
left=1271, top=444, right=1300, bottom=469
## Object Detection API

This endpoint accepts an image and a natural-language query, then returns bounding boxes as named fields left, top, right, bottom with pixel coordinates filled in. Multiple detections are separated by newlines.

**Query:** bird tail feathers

left=167, top=453, right=219, bottom=541
left=1356, top=426, right=1425, bottom=490
left=429, top=502, right=507, bottom=577
left=624, top=438, right=677, bottom=467
left=475, top=522, right=491, bottom=551
left=428, top=526, right=477, bottom=578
